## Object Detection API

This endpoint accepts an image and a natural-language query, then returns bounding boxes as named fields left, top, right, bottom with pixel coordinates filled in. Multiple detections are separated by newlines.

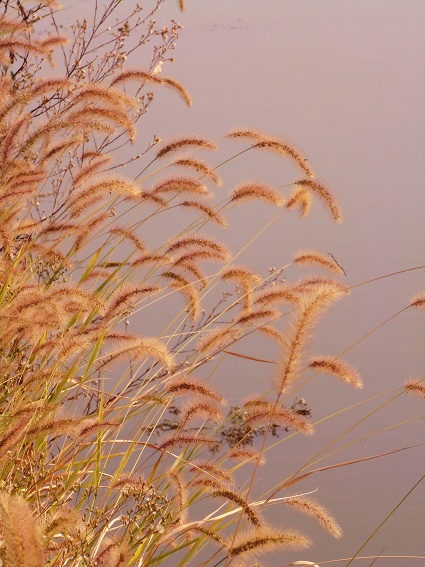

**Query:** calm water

left=64, top=1, right=425, bottom=565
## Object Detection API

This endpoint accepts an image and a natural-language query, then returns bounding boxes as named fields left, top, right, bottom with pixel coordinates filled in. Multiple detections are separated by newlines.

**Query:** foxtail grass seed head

left=222, top=265, right=262, bottom=287
left=258, top=324, right=288, bottom=346
left=291, top=276, right=350, bottom=297
left=168, top=470, right=188, bottom=524
left=231, top=183, right=283, bottom=206
left=162, top=271, right=201, bottom=320
left=157, top=433, right=219, bottom=451
left=228, top=526, right=311, bottom=560
left=197, top=326, right=241, bottom=354
left=242, top=398, right=313, bottom=434
left=227, top=129, right=314, bottom=177
left=173, top=157, right=222, bottom=184
left=309, top=356, right=363, bottom=389
left=110, top=69, right=191, bottom=105
left=211, top=489, right=261, bottom=526
left=97, top=337, right=175, bottom=371
left=275, top=290, right=345, bottom=394
left=156, top=136, right=217, bottom=159
left=152, top=176, right=210, bottom=197
left=228, top=447, right=266, bottom=464
left=409, top=292, right=425, bottom=309
left=404, top=379, right=425, bottom=398
left=189, top=462, right=234, bottom=484
left=254, top=284, right=299, bottom=307
left=293, top=249, right=345, bottom=275
left=284, top=496, right=342, bottom=538
left=0, top=492, right=45, bottom=567
left=296, top=179, right=342, bottom=223
left=164, top=377, right=224, bottom=403
left=164, top=234, right=230, bottom=259
left=180, top=200, right=227, bottom=226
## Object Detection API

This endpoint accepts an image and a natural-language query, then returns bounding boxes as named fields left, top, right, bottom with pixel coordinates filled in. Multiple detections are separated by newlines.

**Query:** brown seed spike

left=165, top=235, right=229, bottom=259
left=97, top=337, right=175, bottom=371
left=293, top=249, right=345, bottom=275
left=162, top=270, right=200, bottom=319
left=254, top=284, right=298, bottom=307
left=157, top=433, right=218, bottom=451
left=189, top=462, right=233, bottom=483
left=286, top=185, right=313, bottom=218
left=152, top=177, right=210, bottom=197
left=180, top=201, right=227, bottom=226
left=179, top=400, right=223, bottom=428
left=284, top=496, right=342, bottom=538
left=242, top=398, right=313, bottom=434
left=296, top=179, right=342, bottom=223
left=237, top=308, right=279, bottom=326
left=276, top=291, right=345, bottom=394
left=211, top=489, right=261, bottom=526
left=156, top=137, right=217, bottom=159
left=227, top=128, right=268, bottom=142
left=228, top=447, right=266, bottom=464
left=0, top=492, right=45, bottom=567
left=110, top=69, right=162, bottom=87
left=309, top=355, right=363, bottom=389
left=258, top=325, right=288, bottom=347
left=291, top=276, right=350, bottom=297
left=197, top=326, right=240, bottom=354
left=108, top=227, right=147, bottom=252
left=231, top=183, right=283, bottom=206
left=160, top=77, right=192, bottom=106
left=222, top=265, right=262, bottom=312
left=227, top=129, right=314, bottom=177
left=173, top=157, right=222, bottom=184
left=164, top=377, right=224, bottom=403
left=222, top=266, right=262, bottom=287
left=229, top=526, right=310, bottom=559
left=70, top=84, right=137, bottom=111
left=404, top=379, right=425, bottom=398
left=409, top=292, right=425, bottom=309
left=104, top=284, right=161, bottom=320
left=169, top=470, right=188, bottom=524
left=109, top=68, right=192, bottom=105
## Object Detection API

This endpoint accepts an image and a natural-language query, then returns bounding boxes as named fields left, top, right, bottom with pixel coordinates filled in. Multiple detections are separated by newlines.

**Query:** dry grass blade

left=268, top=445, right=420, bottom=496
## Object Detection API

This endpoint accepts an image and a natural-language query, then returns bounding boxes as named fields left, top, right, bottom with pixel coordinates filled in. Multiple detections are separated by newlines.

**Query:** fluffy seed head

left=164, top=377, right=224, bottom=403
left=156, top=136, right=217, bottom=159
left=410, top=292, right=425, bottom=309
left=404, top=379, right=425, bottom=398
left=293, top=249, right=345, bottom=275
left=229, top=526, right=311, bottom=559
left=284, top=496, right=342, bottom=538
left=231, top=182, right=283, bottom=206
left=296, top=179, right=342, bottom=223
left=309, top=356, right=363, bottom=389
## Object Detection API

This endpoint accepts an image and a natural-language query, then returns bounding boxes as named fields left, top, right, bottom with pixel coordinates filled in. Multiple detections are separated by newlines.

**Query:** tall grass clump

left=0, top=2, right=423, bottom=566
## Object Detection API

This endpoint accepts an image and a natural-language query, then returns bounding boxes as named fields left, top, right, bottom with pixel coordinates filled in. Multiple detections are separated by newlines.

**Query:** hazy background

left=65, top=1, right=425, bottom=565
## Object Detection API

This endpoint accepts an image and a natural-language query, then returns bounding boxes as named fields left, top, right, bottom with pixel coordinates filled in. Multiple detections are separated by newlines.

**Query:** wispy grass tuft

left=0, top=2, right=422, bottom=567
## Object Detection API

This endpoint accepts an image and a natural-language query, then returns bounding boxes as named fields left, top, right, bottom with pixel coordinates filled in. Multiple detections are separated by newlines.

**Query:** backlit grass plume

left=0, top=2, right=422, bottom=567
